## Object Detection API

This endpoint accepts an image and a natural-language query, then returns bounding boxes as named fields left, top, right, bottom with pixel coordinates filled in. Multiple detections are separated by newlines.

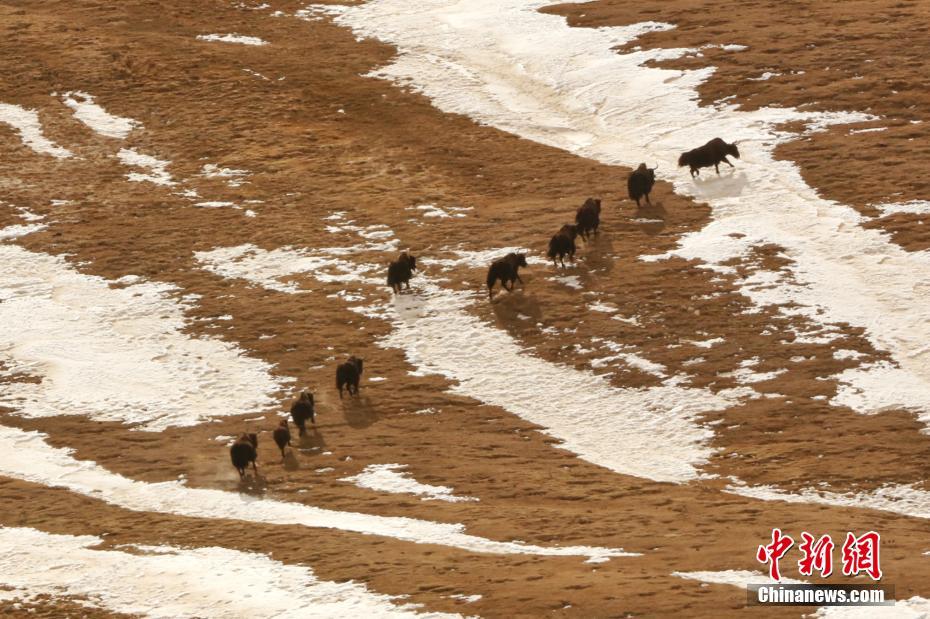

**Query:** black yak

left=575, top=198, right=601, bottom=241
left=336, top=356, right=364, bottom=399
left=487, top=252, right=528, bottom=299
left=547, top=230, right=576, bottom=267
left=387, top=252, right=417, bottom=293
left=272, top=419, right=291, bottom=460
left=627, top=163, right=657, bottom=207
left=230, top=433, right=258, bottom=479
left=290, top=390, right=315, bottom=436
left=558, top=224, right=579, bottom=242
left=678, top=138, right=740, bottom=177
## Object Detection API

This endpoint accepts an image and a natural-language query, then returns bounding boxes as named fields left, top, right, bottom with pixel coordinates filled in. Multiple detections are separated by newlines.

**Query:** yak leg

left=645, top=192, right=652, bottom=205
left=714, top=162, right=720, bottom=174
left=252, top=460, right=258, bottom=475
left=722, top=156, right=734, bottom=168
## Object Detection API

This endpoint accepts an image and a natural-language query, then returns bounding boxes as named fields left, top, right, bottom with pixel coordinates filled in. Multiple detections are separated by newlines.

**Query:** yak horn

left=652, top=162, right=660, bottom=171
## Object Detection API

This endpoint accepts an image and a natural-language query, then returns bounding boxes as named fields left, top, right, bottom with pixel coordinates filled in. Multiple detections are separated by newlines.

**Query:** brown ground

left=1, top=0, right=929, bottom=617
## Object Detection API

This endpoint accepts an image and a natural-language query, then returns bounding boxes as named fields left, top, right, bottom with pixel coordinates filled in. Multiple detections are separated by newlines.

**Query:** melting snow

left=117, top=148, right=175, bottom=186
left=61, top=91, right=139, bottom=139
left=871, top=200, right=930, bottom=217
left=0, top=102, right=72, bottom=158
left=342, top=464, right=478, bottom=502
left=0, top=527, right=458, bottom=618
left=197, top=33, right=268, bottom=46
left=0, top=234, right=283, bottom=430
left=202, top=163, right=249, bottom=187
left=0, top=425, right=631, bottom=562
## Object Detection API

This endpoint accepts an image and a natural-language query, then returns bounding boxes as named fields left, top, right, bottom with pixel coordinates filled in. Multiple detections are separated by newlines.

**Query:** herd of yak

left=229, top=137, right=740, bottom=478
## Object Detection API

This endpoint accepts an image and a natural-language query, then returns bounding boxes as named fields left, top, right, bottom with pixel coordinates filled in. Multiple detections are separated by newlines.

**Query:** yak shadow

left=296, top=426, right=326, bottom=450
left=490, top=287, right=543, bottom=325
left=578, top=232, right=617, bottom=274
left=282, top=449, right=301, bottom=470
left=631, top=201, right=668, bottom=236
left=692, top=170, right=749, bottom=200
left=342, top=395, right=379, bottom=429
left=236, top=472, right=268, bottom=496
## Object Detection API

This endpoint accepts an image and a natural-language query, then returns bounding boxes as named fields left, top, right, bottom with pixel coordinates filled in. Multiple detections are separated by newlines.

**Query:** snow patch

left=61, top=91, right=139, bottom=139
left=0, top=241, right=282, bottom=430
left=197, top=33, right=268, bottom=46
left=342, top=464, right=478, bottom=502
left=0, top=103, right=72, bottom=158
left=0, top=425, right=632, bottom=562
left=0, top=527, right=458, bottom=618
left=117, top=148, right=175, bottom=186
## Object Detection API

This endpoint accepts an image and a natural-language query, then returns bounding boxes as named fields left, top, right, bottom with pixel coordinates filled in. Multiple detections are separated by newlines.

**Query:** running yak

left=678, top=138, right=740, bottom=177
left=627, top=163, right=658, bottom=207
left=575, top=198, right=601, bottom=241
left=230, top=433, right=258, bottom=479
left=336, top=356, right=364, bottom=399
left=547, top=225, right=577, bottom=268
left=487, top=252, right=528, bottom=299
left=387, top=252, right=417, bottom=294
left=290, top=390, right=316, bottom=437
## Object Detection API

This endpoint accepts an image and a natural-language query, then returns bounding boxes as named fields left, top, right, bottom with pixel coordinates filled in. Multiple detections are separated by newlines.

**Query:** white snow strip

left=719, top=358, right=786, bottom=384
left=0, top=527, right=458, bottom=618
left=686, top=337, right=724, bottom=349
left=342, top=464, right=478, bottom=503
left=409, top=204, right=471, bottom=219
left=551, top=275, right=582, bottom=289
left=61, top=91, right=140, bottom=139
left=195, top=201, right=238, bottom=209
left=15, top=207, right=45, bottom=222
left=197, top=33, right=268, bottom=46
left=871, top=200, right=930, bottom=217
left=316, top=1, right=930, bottom=425
left=727, top=481, right=930, bottom=522
left=197, top=243, right=754, bottom=482
left=201, top=163, right=249, bottom=187
left=116, top=148, right=175, bottom=186
left=849, top=126, right=886, bottom=134
left=748, top=71, right=780, bottom=81
left=588, top=301, right=618, bottom=313
left=0, top=103, right=72, bottom=158
left=195, top=244, right=382, bottom=293
left=0, top=236, right=283, bottom=431
left=0, top=223, right=46, bottom=241
left=419, top=247, right=544, bottom=270
left=673, top=569, right=803, bottom=587
left=0, top=425, right=631, bottom=562
left=295, top=5, right=348, bottom=21
left=449, top=594, right=482, bottom=604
